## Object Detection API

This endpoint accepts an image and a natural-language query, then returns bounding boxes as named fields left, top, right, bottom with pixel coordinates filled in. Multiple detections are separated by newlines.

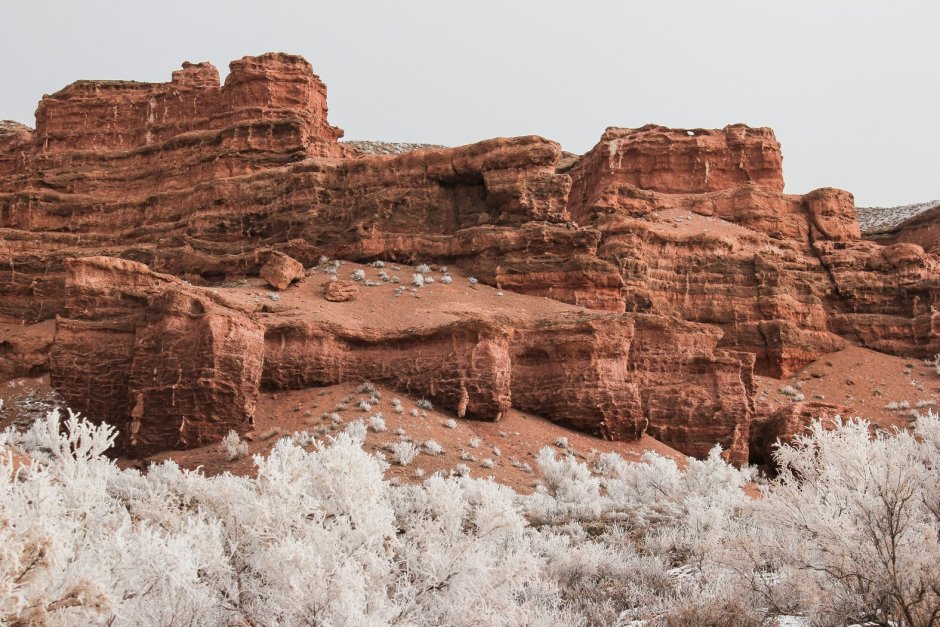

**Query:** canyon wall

left=4, top=52, right=940, bottom=460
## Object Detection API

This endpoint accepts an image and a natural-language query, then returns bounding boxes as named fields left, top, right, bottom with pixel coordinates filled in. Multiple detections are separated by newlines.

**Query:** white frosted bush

left=415, top=263, right=431, bottom=274
left=754, top=415, right=940, bottom=625
left=220, top=430, right=249, bottom=461
left=344, top=419, right=367, bottom=441
left=468, top=436, right=481, bottom=448
left=423, top=440, right=444, bottom=455
left=391, top=441, right=420, bottom=466
left=3, top=409, right=938, bottom=625
left=391, top=398, right=403, bottom=414
left=411, top=273, right=424, bottom=287
left=441, top=275, right=453, bottom=284
left=369, top=414, right=387, bottom=433
left=554, top=436, right=569, bottom=449
left=417, top=399, right=433, bottom=410
left=442, top=418, right=457, bottom=429
left=350, top=269, right=366, bottom=281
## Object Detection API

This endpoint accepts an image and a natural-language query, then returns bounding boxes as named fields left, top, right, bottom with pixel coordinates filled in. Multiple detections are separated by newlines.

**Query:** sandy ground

left=754, top=345, right=940, bottom=430
left=135, top=381, right=685, bottom=493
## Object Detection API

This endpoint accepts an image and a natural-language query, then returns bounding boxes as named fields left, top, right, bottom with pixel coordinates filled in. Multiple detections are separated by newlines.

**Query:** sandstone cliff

left=3, top=52, right=939, bottom=462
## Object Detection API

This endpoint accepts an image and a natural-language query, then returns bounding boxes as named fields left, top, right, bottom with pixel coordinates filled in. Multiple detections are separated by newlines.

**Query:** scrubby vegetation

left=2, top=410, right=939, bottom=625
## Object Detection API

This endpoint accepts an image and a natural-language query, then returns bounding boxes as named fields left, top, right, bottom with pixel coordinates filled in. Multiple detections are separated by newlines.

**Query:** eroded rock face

left=0, top=320, right=54, bottom=380
left=50, top=257, right=753, bottom=462
left=50, top=257, right=264, bottom=454
left=6, top=52, right=940, bottom=463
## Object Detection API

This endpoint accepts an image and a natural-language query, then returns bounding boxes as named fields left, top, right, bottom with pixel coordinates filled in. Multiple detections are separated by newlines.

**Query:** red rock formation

left=5, top=52, right=940, bottom=463
left=863, top=202, right=940, bottom=254
left=0, top=320, right=54, bottom=380
left=49, top=257, right=753, bottom=463
left=50, top=257, right=264, bottom=454
left=566, top=124, right=785, bottom=223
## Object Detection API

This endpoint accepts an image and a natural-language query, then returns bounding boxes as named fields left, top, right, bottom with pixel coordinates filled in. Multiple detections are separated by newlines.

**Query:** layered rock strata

left=49, top=257, right=753, bottom=463
left=3, top=52, right=940, bottom=461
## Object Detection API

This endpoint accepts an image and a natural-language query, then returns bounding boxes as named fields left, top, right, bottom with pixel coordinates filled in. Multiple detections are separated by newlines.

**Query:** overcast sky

left=2, top=1, right=936, bottom=207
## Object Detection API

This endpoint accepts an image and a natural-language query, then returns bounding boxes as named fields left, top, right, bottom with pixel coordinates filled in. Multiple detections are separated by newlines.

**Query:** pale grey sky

left=2, top=0, right=936, bottom=207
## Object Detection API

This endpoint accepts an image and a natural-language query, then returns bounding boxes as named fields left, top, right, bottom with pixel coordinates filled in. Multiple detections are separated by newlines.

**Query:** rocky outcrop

left=6, top=52, right=940, bottom=463
left=49, top=257, right=753, bottom=463
left=0, top=320, right=54, bottom=380
left=50, top=257, right=264, bottom=454
left=565, top=124, right=784, bottom=223
left=861, top=201, right=940, bottom=254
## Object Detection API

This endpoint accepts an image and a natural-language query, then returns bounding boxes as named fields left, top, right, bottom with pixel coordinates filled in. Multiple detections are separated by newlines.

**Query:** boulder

left=323, top=279, right=359, bottom=302
left=261, top=251, right=305, bottom=290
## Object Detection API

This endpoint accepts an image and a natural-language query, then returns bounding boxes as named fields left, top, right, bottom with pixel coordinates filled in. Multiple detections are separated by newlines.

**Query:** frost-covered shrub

left=391, top=398, right=403, bottom=414
left=423, top=440, right=444, bottom=455
left=220, top=430, right=248, bottom=461
left=350, top=269, right=366, bottom=281
left=369, top=414, right=387, bottom=433
left=441, top=275, right=453, bottom=285
left=753, top=414, right=940, bottom=626
left=415, top=263, right=431, bottom=274
left=554, top=436, right=568, bottom=449
left=3, top=409, right=938, bottom=626
left=390, top=441, right=420, bottom=466
left=779, top=385, right=798, bottom=397
left=492, top=446, right=502, bottom=457
left=344, top=419, right=367, bottom=441
left=417, top=399, right=433, bottom=410
left=411, top=273, right=425, bottom=288
left=481, top=459, right=495, bottom=469
left=357, top=400, right=372, bottom=412
left=468, top=437, right=481, bottom=448
left=467, top=277, right=478, bottom=284
left=442, top=418, right=457, bottom=429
